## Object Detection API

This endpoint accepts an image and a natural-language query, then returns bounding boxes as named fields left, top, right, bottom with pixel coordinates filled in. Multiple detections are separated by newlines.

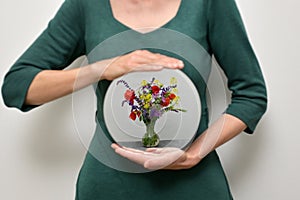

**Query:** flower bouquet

left=117, top=77, right=186, bottom=147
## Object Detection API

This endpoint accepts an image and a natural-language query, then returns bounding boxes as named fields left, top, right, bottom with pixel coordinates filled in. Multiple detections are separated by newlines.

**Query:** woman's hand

left=111, top=143, right=201, bottom=170
left=94, top=50, right=184, bottom=81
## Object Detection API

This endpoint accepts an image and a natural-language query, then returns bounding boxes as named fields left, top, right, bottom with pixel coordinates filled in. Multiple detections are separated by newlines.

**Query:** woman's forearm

left=188, top=114, right=247, bottom=161
left=25, top=59, right=112, bottom=105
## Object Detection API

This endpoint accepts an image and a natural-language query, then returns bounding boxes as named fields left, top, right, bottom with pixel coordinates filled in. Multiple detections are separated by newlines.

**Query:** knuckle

left=140, top=49, right=149, bottom=53
left=156, top=53, right=164, bottom=57
left=133, top=50, right=144, bottom=55
left=160, top=55, right=169, bottom=60
left=154, top=53, right=162, bottom=59
left=128, top=54, right=138, bottom=63
left=136, top=49, right=152, bottom=56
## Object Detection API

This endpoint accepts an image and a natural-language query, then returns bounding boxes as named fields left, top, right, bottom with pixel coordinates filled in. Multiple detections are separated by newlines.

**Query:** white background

left=0, top=0, right=299, bottom=199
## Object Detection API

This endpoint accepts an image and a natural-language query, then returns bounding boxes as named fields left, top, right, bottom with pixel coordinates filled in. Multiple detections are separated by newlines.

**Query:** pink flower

left=124, top=90, right=135, bottom=101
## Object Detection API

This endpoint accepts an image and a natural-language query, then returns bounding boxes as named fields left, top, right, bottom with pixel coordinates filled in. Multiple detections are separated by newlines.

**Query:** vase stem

left=146, top=120, right=156, bottom=136
left=142, top=119, right=159, bottom=147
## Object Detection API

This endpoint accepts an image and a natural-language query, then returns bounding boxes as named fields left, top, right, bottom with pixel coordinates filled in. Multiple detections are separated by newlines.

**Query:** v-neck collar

left=107, top=0, right=184, bottom=35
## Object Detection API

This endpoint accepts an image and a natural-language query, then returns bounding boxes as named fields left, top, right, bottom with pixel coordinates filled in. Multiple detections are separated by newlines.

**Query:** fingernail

left=178, top=61, right=184, bottom=67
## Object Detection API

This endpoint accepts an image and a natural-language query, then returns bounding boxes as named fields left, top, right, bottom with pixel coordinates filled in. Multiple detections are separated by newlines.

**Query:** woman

left=2, top=0, right=267, bottom=199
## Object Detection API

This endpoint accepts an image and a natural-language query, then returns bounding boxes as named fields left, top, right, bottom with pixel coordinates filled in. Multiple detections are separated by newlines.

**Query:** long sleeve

left=207, top=0, right=267, bottom=133
left=1, top=0, right=85, bottom=112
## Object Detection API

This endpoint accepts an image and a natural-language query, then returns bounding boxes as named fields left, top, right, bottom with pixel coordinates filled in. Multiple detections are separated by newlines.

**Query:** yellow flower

left=154, top=79, right=163, bottom=87
left=140, top=94, right=145, bottom=100
left=154, top=79, right=160, bottom=84
left=170, top=77, right=177, bottom=85
left=174, top=96, right=180, bottom=104
left=144, top=103, right=150, bottom=109
left=141, top=80, right=147, bottom=86
left=172, top=88, right=178, bottom=93
left=145, top=94, right=152, bottom=100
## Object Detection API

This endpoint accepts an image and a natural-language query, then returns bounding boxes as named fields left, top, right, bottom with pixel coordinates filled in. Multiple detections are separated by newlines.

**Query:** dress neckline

left=107, top=0, right=183, bottom=35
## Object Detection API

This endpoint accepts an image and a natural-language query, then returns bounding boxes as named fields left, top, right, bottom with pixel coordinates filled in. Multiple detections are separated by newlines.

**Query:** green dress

left=2, top=0, right=267, bottom=199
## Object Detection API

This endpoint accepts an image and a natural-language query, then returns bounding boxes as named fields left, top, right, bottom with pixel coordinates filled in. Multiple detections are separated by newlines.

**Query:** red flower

left=129, top=112, right=136, bottom=120
left=161, top=97, right=170, bottom=107
left=151, top=85, right=160, bottom=94
left=169, top=93, right=176, bottom=99
left=124, top=90, right=135, bottom=101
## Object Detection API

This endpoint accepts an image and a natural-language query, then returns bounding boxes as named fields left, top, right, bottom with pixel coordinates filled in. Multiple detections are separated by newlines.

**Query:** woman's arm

left=112, top=113, right=246, bottom=170
left=25, top=50, right=184, bottom=105
left=162, top=114, right=247, bottom=170
left=2, top=0, right=86, bottom=111
left=4, top=1, right=184, bottom=110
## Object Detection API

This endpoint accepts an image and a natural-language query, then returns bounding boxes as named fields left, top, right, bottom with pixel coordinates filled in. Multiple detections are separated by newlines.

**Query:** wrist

left=88, top=61, right=106, bottom=82
left=186, top=151, right=202, bottom=168
left=90, top=57, right=121, bottom=81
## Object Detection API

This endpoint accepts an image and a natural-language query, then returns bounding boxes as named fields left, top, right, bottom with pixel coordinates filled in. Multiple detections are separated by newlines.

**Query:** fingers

left=145, top=148, right=159, bottom=153
left=111, top=143, right=121, bottom=150
left=137, top=50, right=184, bottom=68
left=112, top=144, right=155, bottom=155
left=127, top=50, right=184, bottom=71
left=131, top=64, right=164, bottom=72
left=111, top=144, right=151, bottom=166
left=122, top=146, right=153, bottom=155
left=145, top=147, right=180, bottom=153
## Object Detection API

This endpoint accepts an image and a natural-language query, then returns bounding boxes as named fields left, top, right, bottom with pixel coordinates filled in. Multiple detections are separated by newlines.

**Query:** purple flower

left=150, top=107, right=163, bottom=119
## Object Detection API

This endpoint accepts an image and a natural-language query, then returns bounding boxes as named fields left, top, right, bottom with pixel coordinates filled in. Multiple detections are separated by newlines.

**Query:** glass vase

left=142, top=119, right=160, bottom=147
